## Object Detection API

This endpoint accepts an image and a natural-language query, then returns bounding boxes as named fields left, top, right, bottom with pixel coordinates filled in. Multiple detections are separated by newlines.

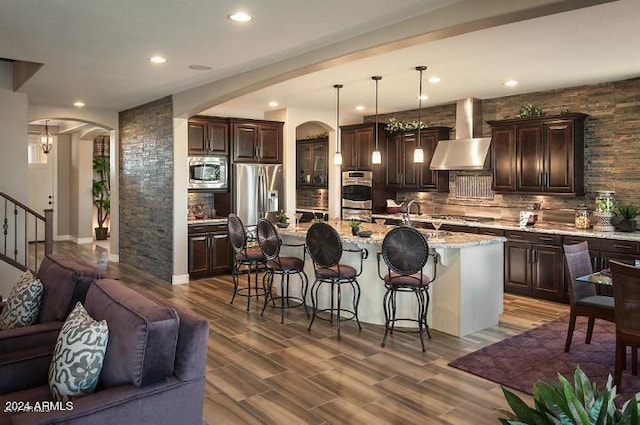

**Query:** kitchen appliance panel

left=234, top=163, right=283, bottom=227
left=188, top=156, right=228, bottom=189
left=342, top=170, right=373, bottom=216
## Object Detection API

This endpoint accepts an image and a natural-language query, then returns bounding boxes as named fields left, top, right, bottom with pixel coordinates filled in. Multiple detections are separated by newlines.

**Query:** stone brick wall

left=367, top=77, right=640, bottom=223
left=119, top=96, right=174, bottom=281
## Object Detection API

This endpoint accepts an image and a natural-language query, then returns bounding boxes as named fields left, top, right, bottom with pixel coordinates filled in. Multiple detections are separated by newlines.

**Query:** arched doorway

left=28, top=119, right=112, bottom=248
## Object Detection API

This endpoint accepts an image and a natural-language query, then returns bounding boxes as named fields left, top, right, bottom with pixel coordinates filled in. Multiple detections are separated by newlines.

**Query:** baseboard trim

left=54, top=235, right=71, bottom=241
left=108, top=253, right=119, bottom=263
left=172, top=274, right=190, bottom=285
left=75, top=237, right=94, bottom=245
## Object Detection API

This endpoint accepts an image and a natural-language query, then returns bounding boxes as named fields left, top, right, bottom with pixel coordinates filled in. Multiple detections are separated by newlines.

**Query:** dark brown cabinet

left=231, top=119, right=283, bottom=163
left=488, top=113, right=587, bottom=196
left=504, top=231, right=564, bottom=301
left=385, top=127, right=450, bottom=191
left=297, top=138, right=328, bottom=187
left=188, top=224, right=232, bottom=278
left=188, top=116, right=229, bottom=155
left=341, top=123, right=379, bottom=172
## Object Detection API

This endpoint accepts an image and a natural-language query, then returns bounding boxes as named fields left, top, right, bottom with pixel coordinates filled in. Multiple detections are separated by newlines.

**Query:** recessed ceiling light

left=73, top=101, right=85, bottom=108
left=354, top=105, right=365, bottom=111
left=419, top=94, right=429, bottom=101
left=268, top=101, right=279, bottom=107
left=149, top=56, right=167, bottom=64
left=228, top=12, right=252, bottom=22
left=504, top=79, right=518, bottom=87
left=428, top=76, right=441, bottom=84
left=188, top=64, right=212, bottom=71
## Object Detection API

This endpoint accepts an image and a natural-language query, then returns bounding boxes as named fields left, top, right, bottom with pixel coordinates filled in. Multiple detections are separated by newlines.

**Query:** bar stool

left=306, top=222, right=367, bottom=338
left=256, top=219, right=309, bottom=323
left=377, top=226, right=437, bottom=352
left=228, top=214, right=266, bottom=311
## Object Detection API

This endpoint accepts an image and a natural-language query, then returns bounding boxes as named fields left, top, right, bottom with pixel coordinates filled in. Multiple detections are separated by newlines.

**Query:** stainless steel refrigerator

left=234, top=163, right=284, bottom=227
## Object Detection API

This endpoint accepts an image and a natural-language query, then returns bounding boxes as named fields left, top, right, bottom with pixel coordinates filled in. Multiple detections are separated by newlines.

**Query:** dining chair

left=609, top=260, right=640, bottom=388
left=305, top=222, right=367, bottom=338
left=256, top=219, right=309, bottom=324
left=228, top=214, right=266, bottom=311
left=376, top=225, right=438, bottom=352
left=563, top=241, right=614, bottom=352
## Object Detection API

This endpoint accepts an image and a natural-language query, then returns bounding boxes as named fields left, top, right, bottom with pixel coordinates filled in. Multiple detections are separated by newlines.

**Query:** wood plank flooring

left=53, top=241, right=569, bottom=425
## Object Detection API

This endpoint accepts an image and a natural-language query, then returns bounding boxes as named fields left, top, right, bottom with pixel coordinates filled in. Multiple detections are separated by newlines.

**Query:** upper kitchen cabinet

left=297, top=137, right=328, bottom=188
left=488, top=113, right=587, bottom=196
left=341, top=123, right=377, bottom=172
left=385, top=127, right=450, bottom=192
left=188, top=116, right=229, bottom=155
left=231, top=119, right=283, bottom=163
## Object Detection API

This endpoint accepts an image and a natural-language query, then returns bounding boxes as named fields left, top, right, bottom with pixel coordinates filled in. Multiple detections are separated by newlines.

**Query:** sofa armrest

left=0, top=322, right=61, bottom=354
left=0, top=347, right=52, bottom=395
left=10, top=377, right=205, bottom=425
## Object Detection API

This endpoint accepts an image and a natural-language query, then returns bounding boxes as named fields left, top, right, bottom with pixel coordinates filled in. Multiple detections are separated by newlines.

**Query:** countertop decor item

left=357, top=230, right=372, bottom=238
left=515, top=103, right=544, bottom=118
left=593, top=190, right=615, bottom=232
left=348, top=220, right=361, bottom=236
left=612, top=203, right=638, bottom=232
left=275, top=210, right=289, bottom=226
left=574, top=204, right=590, bottom=229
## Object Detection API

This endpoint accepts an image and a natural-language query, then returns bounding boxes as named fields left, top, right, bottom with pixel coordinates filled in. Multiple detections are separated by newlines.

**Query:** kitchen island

left=277, top=222, right=505, bottom=337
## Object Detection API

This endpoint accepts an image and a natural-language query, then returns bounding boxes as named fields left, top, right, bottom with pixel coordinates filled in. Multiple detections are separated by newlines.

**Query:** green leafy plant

left=348, top=220, right=361, bottom=230
left=515, top=103, right=545, bottom=118
left=613, top=204, right=638, bottom=221
left=92, top=155, right=110, bottom=232
left=275, top=210, right=288, bottom=223
left=500, top=366, right=640, bottom=425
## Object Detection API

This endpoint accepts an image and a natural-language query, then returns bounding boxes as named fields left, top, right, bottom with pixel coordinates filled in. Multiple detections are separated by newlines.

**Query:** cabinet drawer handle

left=612, top=243, right=635, bottom=250
left=213, top=234, right=228, bottom=239
left=509, top=234, right=524, bottom=239
left=539, top=236, right=555, bottom=242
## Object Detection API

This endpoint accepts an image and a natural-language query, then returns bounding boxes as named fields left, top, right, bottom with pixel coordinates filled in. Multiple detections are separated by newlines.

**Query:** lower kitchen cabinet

left=504, top=231, right=565, bottom=302
left=188, top=224, right=232, bottom=278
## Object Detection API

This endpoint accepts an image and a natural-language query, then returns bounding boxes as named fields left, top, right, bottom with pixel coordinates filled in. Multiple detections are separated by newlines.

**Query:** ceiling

left=2, top=0, right=639, bottom=122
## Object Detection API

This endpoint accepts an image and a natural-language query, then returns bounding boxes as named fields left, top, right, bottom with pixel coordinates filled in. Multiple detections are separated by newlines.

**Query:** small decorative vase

left=593, top=211, right=615, bottom=232
left=351, top=227, right=359, bottom=236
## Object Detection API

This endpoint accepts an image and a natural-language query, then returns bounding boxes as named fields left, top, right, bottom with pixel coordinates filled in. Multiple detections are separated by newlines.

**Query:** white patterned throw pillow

left=49, top=302, right=109, bottom=402
left=0, top=270, right=43, bottom=330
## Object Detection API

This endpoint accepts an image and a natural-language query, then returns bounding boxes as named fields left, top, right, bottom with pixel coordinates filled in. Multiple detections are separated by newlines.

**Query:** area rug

left=449, top=316, right=640, bottom=402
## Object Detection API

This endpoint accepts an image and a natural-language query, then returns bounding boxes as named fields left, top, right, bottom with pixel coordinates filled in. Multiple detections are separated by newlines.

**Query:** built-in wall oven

left=188, top=156, right=228, bottom=189
left=341, top=171, right=372, bottom=222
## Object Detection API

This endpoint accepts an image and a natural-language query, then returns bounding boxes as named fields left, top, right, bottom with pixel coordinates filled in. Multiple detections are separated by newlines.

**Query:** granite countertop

left=187, top=218, right=227, bottom=225
left=277, top=221, right=505, bottom=249
left=372, top=213, right=640, bottom=242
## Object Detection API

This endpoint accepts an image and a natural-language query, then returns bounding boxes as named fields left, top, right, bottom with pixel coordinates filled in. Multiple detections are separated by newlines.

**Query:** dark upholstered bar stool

left=377, top=226, right=437, bottom=352
left=563, top=242, right=614, bottom=352
left=610, top=260, right=640, bottom=389
left=256, top=219, right=309, bottom=324
left=228, top=214, right=266, bottom=311
left=306, top=222, right=367, bottom=338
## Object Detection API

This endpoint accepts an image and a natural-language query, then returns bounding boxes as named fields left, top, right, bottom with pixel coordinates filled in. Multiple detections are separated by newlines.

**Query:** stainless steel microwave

left=188, top=156, right=228, bottom=189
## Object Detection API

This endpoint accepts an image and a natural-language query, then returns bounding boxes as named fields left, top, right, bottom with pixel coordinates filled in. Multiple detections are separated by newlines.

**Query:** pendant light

left=371, top=76, right=382, bottom=165
left=413, top=66, right=427, bottom=163
left=333, top=84, right=343, bottom=166
left=40, top=120, right=53, bottom=155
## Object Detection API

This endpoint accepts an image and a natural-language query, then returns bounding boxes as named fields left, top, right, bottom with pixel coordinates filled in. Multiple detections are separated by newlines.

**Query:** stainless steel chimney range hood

left=429, top=98, right=491, bottom=171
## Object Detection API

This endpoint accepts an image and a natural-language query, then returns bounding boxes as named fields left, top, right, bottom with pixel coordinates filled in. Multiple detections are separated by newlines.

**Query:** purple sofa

left=0, top=255, right=105, bottom=393
left=0, top=278, right=209, bottom=425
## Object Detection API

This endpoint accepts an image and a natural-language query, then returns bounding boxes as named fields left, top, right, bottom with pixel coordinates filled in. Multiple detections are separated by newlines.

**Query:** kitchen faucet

left=402, top=199, right=422, bottom=226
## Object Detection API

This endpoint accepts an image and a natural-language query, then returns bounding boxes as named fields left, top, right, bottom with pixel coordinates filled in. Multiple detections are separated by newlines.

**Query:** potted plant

left=348, top=220, right=361, bottom=236
left=612, top=203, right=638, bottom=232
left=275, top=210, right=289, bottom=228
left=499, top=366, right=639, bottom=424
left=92, top=155, right=110, bottom=240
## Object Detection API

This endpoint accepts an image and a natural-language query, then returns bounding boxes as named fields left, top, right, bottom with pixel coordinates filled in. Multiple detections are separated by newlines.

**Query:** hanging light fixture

left=333, top=84, right=343, bottom=165
left=413, top=66, right=427, bottom=163
left=40, top=120, right=54, bottom=155
left=371, top=75, right=382, bottom=165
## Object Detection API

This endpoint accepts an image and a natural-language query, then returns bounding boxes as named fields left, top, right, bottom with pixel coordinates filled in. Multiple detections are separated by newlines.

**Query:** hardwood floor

left=54, top=241, right=569, bottom=425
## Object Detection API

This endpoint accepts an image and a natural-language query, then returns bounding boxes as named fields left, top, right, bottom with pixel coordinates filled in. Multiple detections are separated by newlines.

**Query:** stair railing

left=0, top=192, right=53, bottom=273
